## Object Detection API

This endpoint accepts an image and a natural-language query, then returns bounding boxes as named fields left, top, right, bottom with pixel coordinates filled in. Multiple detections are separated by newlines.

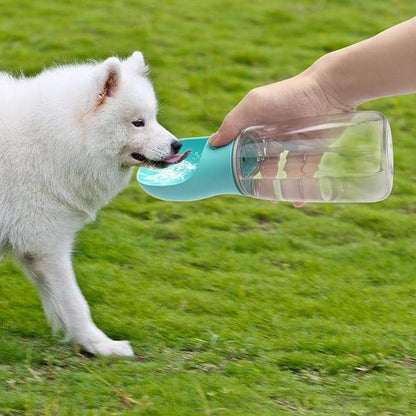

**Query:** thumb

left=209, top=122, right=241, bottom=147
left=209, top=99, right=254, bottom=147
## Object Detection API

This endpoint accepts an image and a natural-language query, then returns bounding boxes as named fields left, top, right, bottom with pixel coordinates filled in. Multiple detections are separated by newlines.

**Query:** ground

left=1, top=0, right=416, bottom=414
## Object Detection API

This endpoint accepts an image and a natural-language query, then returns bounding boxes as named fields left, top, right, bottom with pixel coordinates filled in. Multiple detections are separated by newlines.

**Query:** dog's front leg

left=18, top=247, right=134, bottom=357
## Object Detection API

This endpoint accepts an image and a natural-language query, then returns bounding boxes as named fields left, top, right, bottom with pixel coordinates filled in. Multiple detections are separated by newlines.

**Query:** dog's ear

left=124, top=51, right=148, bottom=76
left=96, top=57, right=121, bottom=105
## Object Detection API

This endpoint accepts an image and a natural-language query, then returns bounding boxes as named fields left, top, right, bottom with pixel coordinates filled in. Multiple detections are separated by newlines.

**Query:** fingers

left=257, top=156, right=280, bottom=202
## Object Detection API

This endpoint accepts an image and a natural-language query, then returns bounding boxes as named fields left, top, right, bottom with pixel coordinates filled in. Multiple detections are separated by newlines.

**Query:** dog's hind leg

left=17, top=245, right=134, bottom=357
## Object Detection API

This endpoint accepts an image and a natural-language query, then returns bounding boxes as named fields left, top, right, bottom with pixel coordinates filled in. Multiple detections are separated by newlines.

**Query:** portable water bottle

left=137, top=111, right=393, bottom=203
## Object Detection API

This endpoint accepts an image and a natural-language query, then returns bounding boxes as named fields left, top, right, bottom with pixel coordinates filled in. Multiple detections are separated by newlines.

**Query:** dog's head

left=83, top=52, right=185, bottom=168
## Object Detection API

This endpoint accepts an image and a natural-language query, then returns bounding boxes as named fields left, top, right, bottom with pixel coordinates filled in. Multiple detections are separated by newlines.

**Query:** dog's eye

left=132, top=119, right=145, bottom=128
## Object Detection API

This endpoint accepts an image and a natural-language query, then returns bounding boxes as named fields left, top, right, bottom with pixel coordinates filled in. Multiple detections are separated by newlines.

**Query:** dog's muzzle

left=131, top=140, right=190, bottom=167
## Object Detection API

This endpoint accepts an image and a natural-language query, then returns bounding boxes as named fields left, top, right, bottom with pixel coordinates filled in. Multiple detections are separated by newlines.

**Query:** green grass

left=1, top=0, right=416, bottom=414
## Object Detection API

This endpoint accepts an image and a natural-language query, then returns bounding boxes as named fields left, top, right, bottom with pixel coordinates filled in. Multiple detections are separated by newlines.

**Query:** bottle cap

left=137, top=137, right=242, bottom=201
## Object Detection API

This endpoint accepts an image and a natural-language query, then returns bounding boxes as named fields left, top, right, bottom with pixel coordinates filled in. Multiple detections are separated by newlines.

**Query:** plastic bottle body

left=232, top=112, right=393, bottom=203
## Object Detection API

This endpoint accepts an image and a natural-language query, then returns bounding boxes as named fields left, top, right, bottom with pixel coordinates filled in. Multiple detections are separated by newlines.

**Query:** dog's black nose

left=171, top=140, right=182, bottom=153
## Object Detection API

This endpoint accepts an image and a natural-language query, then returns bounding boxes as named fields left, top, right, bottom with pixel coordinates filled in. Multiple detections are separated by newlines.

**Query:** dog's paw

left=83, top=339, right=134, bottom=357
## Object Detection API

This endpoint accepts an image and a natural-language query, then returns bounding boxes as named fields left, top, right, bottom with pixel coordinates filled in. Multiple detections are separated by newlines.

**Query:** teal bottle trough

left=137, top=137, right=243, bottom=201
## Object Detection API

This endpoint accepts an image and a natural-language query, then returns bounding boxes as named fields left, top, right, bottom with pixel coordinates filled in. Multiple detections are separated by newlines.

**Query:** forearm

left=310, top=17, right=416, bottom=109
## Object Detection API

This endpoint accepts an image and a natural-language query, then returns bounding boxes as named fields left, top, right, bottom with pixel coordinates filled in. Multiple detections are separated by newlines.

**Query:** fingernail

left=208, top=132, right=219, bottom=148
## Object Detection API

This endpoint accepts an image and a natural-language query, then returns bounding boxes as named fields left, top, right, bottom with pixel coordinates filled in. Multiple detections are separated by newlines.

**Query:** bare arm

left=313, top=17, right=416, bottom=109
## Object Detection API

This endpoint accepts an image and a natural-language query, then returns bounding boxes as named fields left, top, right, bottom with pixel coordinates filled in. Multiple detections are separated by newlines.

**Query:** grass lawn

left=1, top=0, right=416, bottom=414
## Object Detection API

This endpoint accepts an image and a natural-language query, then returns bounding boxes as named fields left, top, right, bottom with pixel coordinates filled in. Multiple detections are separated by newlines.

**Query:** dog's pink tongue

left=164, top=149, right=191, bottom=164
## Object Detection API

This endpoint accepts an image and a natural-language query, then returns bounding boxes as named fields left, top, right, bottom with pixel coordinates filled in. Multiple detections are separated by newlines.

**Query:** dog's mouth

left=131, top=149, right=191, bottom=168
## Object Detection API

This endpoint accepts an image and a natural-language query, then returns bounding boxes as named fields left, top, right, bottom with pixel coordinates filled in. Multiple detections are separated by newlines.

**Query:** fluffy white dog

left=0, top=52, right=186, bottom=356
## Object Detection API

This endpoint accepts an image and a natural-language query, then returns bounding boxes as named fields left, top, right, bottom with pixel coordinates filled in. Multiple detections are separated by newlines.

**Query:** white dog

left=0, top=52, right=186, bottom=356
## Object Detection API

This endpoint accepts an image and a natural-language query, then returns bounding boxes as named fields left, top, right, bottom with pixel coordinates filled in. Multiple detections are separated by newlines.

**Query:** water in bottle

left=232, top=111, right=393, bottom=202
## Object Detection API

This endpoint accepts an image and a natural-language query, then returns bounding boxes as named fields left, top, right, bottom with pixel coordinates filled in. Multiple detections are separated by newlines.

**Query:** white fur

left=0, top=52, right=179, bottom=356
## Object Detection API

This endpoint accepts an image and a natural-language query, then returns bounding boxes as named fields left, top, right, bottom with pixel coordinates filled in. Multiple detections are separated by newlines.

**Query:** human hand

left=209, top=70, right=352, bottom=206
left=208, top=70, right=352, bottom=148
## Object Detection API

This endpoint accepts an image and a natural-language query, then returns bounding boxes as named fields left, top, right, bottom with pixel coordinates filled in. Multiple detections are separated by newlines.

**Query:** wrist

left=309, top=18, right=416, bottom=108
left=306, top=51, right=358, bottom=112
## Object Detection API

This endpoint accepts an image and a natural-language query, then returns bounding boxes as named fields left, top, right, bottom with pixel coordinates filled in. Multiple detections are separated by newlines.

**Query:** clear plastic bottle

left=232, top=111, right=393, bottom=202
